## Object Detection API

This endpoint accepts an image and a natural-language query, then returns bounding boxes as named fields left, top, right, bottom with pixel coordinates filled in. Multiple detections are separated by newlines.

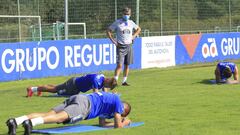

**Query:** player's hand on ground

left=122, top=117, right=131, bottom=125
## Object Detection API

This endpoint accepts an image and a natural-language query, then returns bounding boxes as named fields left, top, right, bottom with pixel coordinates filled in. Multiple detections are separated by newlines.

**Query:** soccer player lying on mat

left=26, top=74, right=117, bottom=97
left=6, top=91, right=131, bottom=135
left=215, top=62, right=239, bottom=84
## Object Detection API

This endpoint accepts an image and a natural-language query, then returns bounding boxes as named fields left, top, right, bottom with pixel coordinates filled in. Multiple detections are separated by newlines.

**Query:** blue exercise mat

left=209, top=80, right=217, bottom=84
left=32, top=122, right=144, bottom=134
left=209, top=79, right=234, bottom=84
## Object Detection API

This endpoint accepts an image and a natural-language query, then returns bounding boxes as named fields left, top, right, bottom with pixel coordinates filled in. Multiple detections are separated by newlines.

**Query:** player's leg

left=22, top=95, right=90, bottom=134
left=22, top=111, right=69, bottom=135
left=27, top=77, right=75, bottom=97
left=26, top=110, right=57, bottom=119
left=38, top=84, right=58, bottom=93
left=122, top=64, right=130, bottom=85
left=6, top=110, right=56, bottom=135
left=26, top=84, right=57, bottom=97
left=122, top=46, right=133, bottom=86
left=21, top=102, right=68, bottom=135
left=32, top=111, right=69, bottom=124
left=115, top=47, right=125, bottom=81
left=114, top=63, right=122, bottom=81
left=7, top=110, right=56, bottom=126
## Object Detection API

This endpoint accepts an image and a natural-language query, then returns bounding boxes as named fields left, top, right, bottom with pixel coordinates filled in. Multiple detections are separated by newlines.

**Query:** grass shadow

left=197, top=79, right=215, bottom=85
left=0, top=89, right=15, bottom=93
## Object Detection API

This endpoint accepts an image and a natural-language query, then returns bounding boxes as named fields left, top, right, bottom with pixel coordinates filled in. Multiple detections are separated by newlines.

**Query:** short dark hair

left=122, top=101, right=131, bottom=117
left=122, top=7, right=131, bottom=14
left=110, top=78, right=118, bottom=90
left=223, top=66, right=232, bottom=78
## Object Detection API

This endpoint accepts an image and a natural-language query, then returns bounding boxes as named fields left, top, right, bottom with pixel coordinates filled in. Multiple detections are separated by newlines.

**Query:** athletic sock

left=30, top=117, right=44, bottom=126
left=122, top=77, right=127, bottom=83
left=15, top=115, right=28, bottom=125
left=31, top=87, right=38, bottom=92
left=114, top=76, right=119, bottom=81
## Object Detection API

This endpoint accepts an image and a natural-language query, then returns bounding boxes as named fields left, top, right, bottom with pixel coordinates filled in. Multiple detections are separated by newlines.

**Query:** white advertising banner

left=141, top=36, right=176, bottom=68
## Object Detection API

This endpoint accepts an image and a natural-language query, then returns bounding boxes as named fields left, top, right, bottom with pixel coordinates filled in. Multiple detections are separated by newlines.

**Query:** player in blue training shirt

left=26, top=74, right=117, bottom=97
left=6, top=92, right=132, bottom=135
left=215, top=62, right=239, bottom=84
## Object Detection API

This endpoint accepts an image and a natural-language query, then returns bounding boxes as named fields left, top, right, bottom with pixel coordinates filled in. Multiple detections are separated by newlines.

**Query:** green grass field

left=1, top=61, right=240, bottom=135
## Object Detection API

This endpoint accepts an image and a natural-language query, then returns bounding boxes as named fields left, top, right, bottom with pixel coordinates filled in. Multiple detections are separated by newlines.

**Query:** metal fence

left=0, top=0, right=240, bottom=43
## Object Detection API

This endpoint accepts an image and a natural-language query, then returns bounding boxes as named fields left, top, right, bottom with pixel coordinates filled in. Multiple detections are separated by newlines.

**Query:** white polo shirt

left=109, top=18, right=139, bottom=45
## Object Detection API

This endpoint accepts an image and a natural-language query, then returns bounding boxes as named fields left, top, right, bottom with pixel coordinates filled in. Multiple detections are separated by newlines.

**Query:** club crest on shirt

left=122, top=29, right=131, bottom=34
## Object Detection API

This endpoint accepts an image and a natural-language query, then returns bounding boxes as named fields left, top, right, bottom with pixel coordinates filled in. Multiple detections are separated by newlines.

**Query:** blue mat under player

left=32, top=122, right=144, bottom=134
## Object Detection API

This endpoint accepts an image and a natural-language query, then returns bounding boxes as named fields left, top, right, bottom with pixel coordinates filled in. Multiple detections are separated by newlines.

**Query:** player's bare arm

left=99, top=113, right=131, bottom=128
left=98, top=117, right=114, bottom=127
left=114, top=113, right=131, bottom=128
left=215, top=67, right=221, bottom=83
left=106, top=29, right=118, bottom=45
left=233, top=66, right=239, bottom=80
left=225, top=80, right=240, bottom=84
left=132, top=27, right=141, bottom=40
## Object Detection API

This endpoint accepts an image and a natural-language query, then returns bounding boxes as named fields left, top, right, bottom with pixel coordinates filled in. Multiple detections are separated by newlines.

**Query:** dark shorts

left=52, top=94, right=91, bottom=124
left=116, top=44, right=133, bottom=65
left=55, top=77, right=79, bottom=95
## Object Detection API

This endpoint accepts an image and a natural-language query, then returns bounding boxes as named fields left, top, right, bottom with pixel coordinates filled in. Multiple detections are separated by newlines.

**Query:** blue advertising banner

left=0, top=38, right=141, bottom=82
left=176, top=32, right=240, bottom=65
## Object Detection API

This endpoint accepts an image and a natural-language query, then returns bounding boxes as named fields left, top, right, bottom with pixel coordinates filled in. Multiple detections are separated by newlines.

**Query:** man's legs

left=27, top=77, right=76, bottom=97
left=27, top=84, right=57, bottom=97
left=23, top=111, right=68, bottom=135
left=31, top=111, right=69, bottom=124
left=122, top=64, right=130, bottom=85
left=6, top=110, right=69, bottom=135
left=6, top=111, right=55, bottom=135
left=114, top=63, right=122, bottom=81
left=7, top=110, right=57, bottom=126
left=38, top=85, right=57, bottom=93
left=122, top=45, right=133, bottom=86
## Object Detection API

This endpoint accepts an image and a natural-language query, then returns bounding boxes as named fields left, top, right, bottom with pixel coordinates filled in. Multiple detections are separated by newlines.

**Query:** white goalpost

left=68, top=23, right=87, bottom=39
left=52, top=22, right=87, bottom=40
left=0, top=15, right=42, bottom=41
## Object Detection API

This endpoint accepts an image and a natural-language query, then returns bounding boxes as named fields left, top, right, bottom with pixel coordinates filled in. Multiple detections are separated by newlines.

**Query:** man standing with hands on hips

left=107, top=6, right=141, bottom=86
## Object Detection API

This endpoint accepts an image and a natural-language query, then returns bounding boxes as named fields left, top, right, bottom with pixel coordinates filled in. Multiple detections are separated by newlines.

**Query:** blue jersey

left=74, top=74, right=105, bottom=92
left=217, top=62, right=236, bottom=79
left=86, top=92, right=124, bottom=120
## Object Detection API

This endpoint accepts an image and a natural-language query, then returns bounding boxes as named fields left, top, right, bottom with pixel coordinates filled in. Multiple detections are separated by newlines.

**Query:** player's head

left=123, top=7, right=131, bottom=15
left=122, top=7, right=131, bottom=21
left=122, top=101, right=131, bottom=117
left=223, top=66, right=232, bottom=79
left=104, top=78, right=118, bottom=90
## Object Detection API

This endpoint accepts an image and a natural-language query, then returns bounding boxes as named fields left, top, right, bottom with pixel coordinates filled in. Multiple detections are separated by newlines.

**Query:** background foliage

left=0, top=0, right=240, bottom=42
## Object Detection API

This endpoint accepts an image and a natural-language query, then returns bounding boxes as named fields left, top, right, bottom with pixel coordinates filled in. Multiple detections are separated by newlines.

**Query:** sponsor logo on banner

left=176, top=33, right=240, bottom=65
left=221, top=37, right=240, bottom=56
left=1, top=43, right=116, bottom=74
left=202, top=38, right=218, bottom=58
left=141, top=36, right=175, bottom=68
left=179, top=34, right=202, bottom=59
left=201, top=37, right=240, bottom=58
left=1, top=46, right=60, bottom=73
